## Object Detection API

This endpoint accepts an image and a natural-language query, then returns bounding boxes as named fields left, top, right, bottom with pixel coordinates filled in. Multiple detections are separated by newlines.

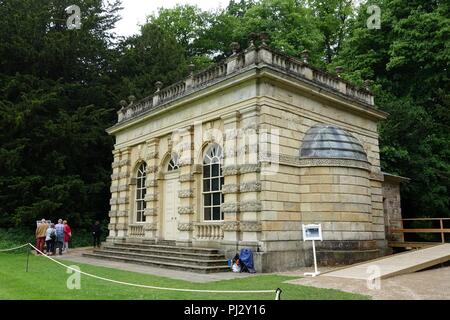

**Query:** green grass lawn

left=0, top=252, right=369, bottom=300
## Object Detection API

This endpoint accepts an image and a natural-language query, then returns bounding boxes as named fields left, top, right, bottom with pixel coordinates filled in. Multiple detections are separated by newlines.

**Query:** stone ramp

left=322, top=243, right=450, bottom=280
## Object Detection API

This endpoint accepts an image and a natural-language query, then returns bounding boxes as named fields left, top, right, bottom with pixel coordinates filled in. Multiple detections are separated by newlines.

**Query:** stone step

left=92, top=249, right=228, bottom=267
left=82, top=252, right=230, bottom=273
left=101, top=245, right=224, bottom=260
left=110, top=242, right=221, bottom=254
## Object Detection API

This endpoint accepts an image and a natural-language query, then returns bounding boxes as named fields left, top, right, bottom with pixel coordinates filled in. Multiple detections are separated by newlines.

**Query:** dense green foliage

left=0, top=0, right=448, bottom=234
left=0, top=253, right=368, bottom=299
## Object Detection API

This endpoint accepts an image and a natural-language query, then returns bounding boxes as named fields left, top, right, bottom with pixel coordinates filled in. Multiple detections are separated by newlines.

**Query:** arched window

left=136, top=163, right=147, bottom=222
left=167, top=154, right=180, bottom=171
left=203, top=144, right=224, bottom=221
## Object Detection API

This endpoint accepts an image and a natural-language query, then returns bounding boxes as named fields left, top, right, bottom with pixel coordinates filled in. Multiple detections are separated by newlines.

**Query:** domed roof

left=300, top=124, right=368, bottom=161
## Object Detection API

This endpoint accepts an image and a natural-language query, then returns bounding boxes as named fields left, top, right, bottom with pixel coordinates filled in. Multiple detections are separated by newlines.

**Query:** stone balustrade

left=194, top=222, right=224, bottom=240
left=128, top=224, right=145, bottom=238
left=116, top=45, right=374, bottom=124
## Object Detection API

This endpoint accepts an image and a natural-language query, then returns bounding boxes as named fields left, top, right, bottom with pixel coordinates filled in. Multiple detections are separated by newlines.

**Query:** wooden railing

left=391, top=218, right=450, bottom=244
left=194, top=222, right=224, bottom=240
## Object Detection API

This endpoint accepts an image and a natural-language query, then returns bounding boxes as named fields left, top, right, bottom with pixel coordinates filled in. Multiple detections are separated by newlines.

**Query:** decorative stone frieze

left=239, top=181, right=261, bottom=192
left=222, top=221, right=240, bottom=231
left=144, top=208, right=157, bottom=216
left=144, top=193, right=158, bottom=202
left=240, top=221, right=262, bottom=232
left=179, top=173, right=195, bottom=182
left=143, top=223, right=157, bottom=231
left=222, top=202, right=239, bottom=213
left=222, top=184, right=239, bottom=194
left=111, top=161, right=121, bottom=169
left=222, top=165, right=240, bottom=176
left=178, top=206, right=195, bottom=215
left=240, top=200, right=261, bottom=212
left=240, top=164, right=260, bottom=174
left=177, top=223, right=194, bottom=231
left=178, top=189, right=194, bottom=198
left=119, top=159, right=130, bottom=166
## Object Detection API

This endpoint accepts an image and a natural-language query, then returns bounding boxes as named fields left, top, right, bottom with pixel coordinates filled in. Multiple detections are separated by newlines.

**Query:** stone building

left=105, top=41, right=406, bottom=272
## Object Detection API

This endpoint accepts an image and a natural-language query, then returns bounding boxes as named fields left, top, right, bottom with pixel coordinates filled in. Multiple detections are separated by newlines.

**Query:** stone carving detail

left=145, top=179, right=158, bottom=187
left=222, top=184, right=239, bottom=194
left=143, top=223, right=157, bottom=231
left=144, top=193, right=158, bottom=202
left=240, top=221, right=262, bottom=232
left=178, top=189, right=194, bottom=198
left=146, top=165, right=159, bottom=173
left=119, top=159, right=130, bottom=166
left=240, top=181, right=261, bottom=192
left=222, top=165, right=240, bottom=176
left=177, top=223, right=194, bottom=231
left=144, top=208, right=157, bottom=216
left=222, top=221, right=240, bottom=231
left=115, top=223, right=127, bottom=230
left=145, top=151, right=159, bottom=160
left=240, top=164, right=260, bottom=174
left=222, top=202, right=239, bottom=213
left=179, top=173, right=194, bottom=182
left=112, top=161, right=121, bottom=169
left=240, top=200, right=261, bottom=212
left=178, top=206, right=195, bottom=215
left=117, top=197, right=129, bottom=205
left=115, top=211, right=128, bottom=217
left=111, top=173, right=120, bottom=181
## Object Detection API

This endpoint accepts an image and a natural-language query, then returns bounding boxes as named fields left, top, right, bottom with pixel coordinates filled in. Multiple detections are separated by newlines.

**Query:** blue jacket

left=55, top=223, right=65, bottom=241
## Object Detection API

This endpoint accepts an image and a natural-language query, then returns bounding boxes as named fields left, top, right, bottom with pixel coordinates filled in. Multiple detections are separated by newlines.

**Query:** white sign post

left=302, top=224, right=322, bottom=277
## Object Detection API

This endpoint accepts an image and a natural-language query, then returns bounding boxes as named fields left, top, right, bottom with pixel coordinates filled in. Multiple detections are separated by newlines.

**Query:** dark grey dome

left=300, top=124, right=368, bottom=161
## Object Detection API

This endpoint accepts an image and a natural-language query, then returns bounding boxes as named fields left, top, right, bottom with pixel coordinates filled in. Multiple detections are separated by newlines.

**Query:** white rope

left=0, top=243, right=30, bottom=252
left=24, top=243, right=276, bottom=295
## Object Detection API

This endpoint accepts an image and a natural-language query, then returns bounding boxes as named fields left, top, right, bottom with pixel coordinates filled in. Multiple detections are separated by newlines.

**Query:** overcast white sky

left=114, top=0, right=228, bottom=37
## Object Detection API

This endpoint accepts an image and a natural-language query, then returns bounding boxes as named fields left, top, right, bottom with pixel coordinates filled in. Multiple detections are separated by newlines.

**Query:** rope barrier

left=0, top=243, right=30, bottom=252
left=1, top=243, right=281, bottom=299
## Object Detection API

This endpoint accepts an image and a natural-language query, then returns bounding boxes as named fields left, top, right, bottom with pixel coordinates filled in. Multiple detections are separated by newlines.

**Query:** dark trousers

left=56, top=240, right=64, bottom=255
left=46, top=240, right=55, bottom=254
left=93, top=233, right=101, bottom=247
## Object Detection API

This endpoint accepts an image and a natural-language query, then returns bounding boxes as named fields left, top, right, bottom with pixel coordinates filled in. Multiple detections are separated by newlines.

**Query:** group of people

left=35, top=219, right=103, bottom=255
left=35, top=219, right=71, bottom=255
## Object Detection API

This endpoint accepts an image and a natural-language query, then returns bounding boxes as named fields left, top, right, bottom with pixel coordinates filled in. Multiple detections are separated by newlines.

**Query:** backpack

left=50, top=229, right=56, bottom=241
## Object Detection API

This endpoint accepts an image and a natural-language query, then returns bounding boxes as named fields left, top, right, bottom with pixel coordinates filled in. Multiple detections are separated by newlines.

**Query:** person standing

left=63, top=220, right=72, bottom=253
left=55, top=219, right=65, bottom=255
left=35, top=219, right=48, bottom=255
left=45, top=223, right=56, bottom=255
left=92, top=221, right=102, bottom=248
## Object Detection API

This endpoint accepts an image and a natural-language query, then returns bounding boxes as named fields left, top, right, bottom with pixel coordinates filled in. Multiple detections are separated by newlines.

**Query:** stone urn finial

left=335, top=66, right=344, bottom=77
left=188, top=63, right=195, bottom=75
left=155, top=81, right=163, bottom=92
left=230, top=42, right=240, bottom=55
left=259, top=32, right=269, bottom=45
left=363, top=79, right=373, bottom=90
left=248, top=32, right=257, bottom=47
left=128, top=95, right=136, bottom=104
left=301, top=49, right=309, bottom=63
left=119, top=100, right=127, bottom=108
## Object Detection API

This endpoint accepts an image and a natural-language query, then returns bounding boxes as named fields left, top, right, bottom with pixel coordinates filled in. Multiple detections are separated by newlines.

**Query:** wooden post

left=440, top=219, right=445, bottom=243
left=26, top=246, right=30, bottom=272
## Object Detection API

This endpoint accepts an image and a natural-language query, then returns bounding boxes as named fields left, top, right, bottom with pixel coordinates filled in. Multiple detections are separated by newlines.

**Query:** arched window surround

left=135, top=162, right=147, bottom=223
left=202, top=144, right=224, bottom=221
